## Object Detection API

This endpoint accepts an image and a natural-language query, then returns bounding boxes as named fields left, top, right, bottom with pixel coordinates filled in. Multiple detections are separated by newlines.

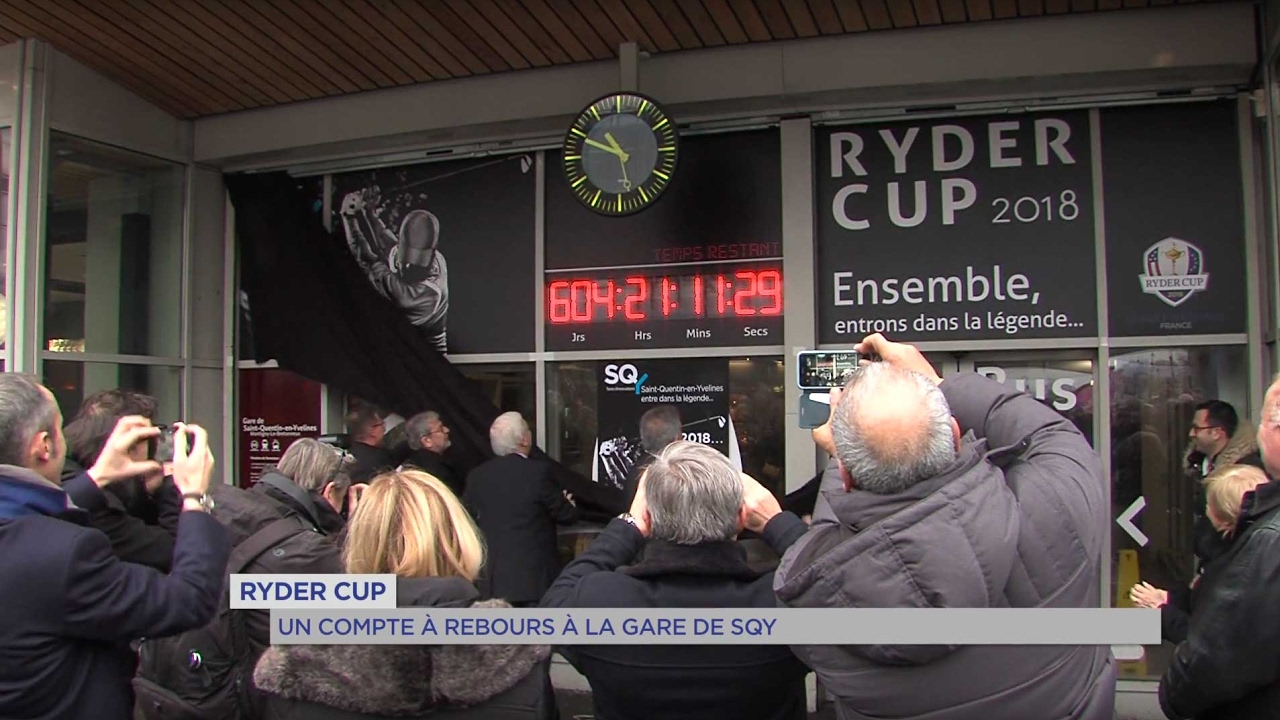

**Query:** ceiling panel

left=0, top=0, right=1213, bottom=119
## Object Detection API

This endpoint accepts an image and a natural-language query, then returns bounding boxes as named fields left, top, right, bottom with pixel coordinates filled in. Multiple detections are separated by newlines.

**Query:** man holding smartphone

left=774, top=334, right=1115, bottom=720
left=0, top=374, right=229, bottom=720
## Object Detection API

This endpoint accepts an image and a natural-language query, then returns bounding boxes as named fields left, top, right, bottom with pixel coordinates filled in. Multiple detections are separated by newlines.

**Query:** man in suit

left=621, top=405, right=681, bottom=508
left=0, top=374, right=229, bottom=720
left=344, top=403, right=393, bottom=484
left=401, top=410, right=463, bottom=497
left=464, top=411, right=578, bottom=606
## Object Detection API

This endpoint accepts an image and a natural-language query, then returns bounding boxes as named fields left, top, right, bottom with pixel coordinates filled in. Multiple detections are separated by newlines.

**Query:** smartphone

left=796, top=350, right=870, bottom=391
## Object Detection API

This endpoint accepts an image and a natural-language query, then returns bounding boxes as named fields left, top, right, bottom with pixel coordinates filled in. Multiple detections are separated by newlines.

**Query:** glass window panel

left=0, top=127, right=10, bottom=349
left=1108, top=345, right=1248, bottom=680
left=730, top=357, right=785, bottom=497
left=43, top=360, right=182, bottom=424
left=44, top=134, right=185, bottom=357
left=546, top=362, right=596, bottom=481
left=972, top=358, right=1095, bottom=444
left=457, top=363, right=536, bottom=443
left=548, top=357, right=787, bottom=496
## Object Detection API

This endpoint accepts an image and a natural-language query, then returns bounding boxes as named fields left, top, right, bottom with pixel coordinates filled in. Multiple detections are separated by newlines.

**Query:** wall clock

left=562, top=91, right=678, bottom=217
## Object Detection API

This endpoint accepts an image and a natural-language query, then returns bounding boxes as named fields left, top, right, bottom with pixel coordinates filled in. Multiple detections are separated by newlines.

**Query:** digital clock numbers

left=544, top=262, right=784, bottom=350
left=548, top=270, right=781, bottom=324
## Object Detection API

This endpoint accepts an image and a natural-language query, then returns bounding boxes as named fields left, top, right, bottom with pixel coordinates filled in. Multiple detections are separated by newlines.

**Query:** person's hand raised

left=169, top=423, right=215, bottom=501
left=626, top=470, right=652, bottom=537
left=740, top=473, right=782, bottom=534
left=87, top=417, right=161, bottom=489
left=856, top=333, right=941, bottom=384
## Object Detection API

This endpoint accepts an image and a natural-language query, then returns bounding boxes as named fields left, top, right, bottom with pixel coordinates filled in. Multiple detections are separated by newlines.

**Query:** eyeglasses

left=1190, top=425, right=1222, bottom=433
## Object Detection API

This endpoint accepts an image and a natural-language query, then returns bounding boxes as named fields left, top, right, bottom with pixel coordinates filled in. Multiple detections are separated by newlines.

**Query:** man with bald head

left=774, top=334, right=1115, bottom=720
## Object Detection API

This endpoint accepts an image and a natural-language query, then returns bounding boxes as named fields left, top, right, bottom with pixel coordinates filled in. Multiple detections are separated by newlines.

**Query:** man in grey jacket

left=774, top=334, right=1115, bottom=720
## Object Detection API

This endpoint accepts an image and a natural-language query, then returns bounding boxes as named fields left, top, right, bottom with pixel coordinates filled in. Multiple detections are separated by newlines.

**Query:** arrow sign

left=1117, top=497, right=1148, bottom=547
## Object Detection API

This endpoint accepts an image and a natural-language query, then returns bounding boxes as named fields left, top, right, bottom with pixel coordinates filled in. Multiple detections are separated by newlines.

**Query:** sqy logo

left=604, top=363, right=651, bottom=394
left=1139, top=238, right=1209, bottom=308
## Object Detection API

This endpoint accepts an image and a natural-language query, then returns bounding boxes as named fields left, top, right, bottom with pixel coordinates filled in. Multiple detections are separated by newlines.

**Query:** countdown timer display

left=546, top=261, right=783, bottom=350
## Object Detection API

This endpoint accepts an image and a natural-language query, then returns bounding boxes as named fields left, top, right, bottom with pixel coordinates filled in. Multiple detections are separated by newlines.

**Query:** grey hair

left=277, top=438, right=352, bottom=495
left=405, top=411, right=441, bottom=450
left=490, top=412, right=530, bottom=457
left=0, top=374, right=59, bottom=467
left=639, top=405, right=682, bottom=455
left=831, top=362, right=956, bottom=495
left=644, top=441, right=743, bottom=545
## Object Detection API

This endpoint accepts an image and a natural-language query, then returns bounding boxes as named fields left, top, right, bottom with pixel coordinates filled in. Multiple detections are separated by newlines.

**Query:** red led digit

left=694, top=275, right=704, bottom=316
left=592, top=280, right=615, bottom=319
left=548, top=281, right=571, bottom=323
left=717, top=275, right=726, bottom=315
left=758, top=270, right=782, bottom=315
left=734, top=271, right=757, bottom=316
left=623, top=276, right=648, bottom=320
left=662, top=277, right=671, bottom=317
left=570, top=280, right=592, bottom=322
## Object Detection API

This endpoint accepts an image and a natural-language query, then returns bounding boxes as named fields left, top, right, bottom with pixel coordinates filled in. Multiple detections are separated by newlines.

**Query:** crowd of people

left=0, top=334, right=1276, bottom=720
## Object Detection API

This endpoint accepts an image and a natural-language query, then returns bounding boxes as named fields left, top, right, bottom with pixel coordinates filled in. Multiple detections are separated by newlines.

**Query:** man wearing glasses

left=1185, top=400, right=1265, bottom=566
left=402, top=411, right=463, bottom=497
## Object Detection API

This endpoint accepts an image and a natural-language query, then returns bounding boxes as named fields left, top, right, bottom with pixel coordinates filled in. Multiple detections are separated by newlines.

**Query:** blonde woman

left=1130, top=464, right=1270, bottom=644
left=253, top=470, right=554, bottom=720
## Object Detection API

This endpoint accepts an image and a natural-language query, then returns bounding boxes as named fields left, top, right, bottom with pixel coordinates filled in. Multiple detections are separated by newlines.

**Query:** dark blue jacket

left=0, top=464, right=231, bottom=720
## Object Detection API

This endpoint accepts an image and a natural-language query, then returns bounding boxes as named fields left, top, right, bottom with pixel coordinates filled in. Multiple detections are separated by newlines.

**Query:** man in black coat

left=464, top=411, right=578, bottom=606
left=0, top=374, right=229, bottom=720
left=401, top=410, right=464, bottom=497
left=541, top=440, right=811, bottom=720
left=1159, top=381, right=1280, bottom=720
left=344, top=403, right=394, bottom=483
left=60, top=389, right=182, bottom=571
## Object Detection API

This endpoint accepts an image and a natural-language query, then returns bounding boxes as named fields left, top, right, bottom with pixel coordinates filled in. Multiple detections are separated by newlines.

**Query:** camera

left=151, top=424, right=195, bottom=463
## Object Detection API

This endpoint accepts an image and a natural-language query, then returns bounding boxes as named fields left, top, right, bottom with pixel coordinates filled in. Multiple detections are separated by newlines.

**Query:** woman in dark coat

left=252, top=469, right=555, bottom=720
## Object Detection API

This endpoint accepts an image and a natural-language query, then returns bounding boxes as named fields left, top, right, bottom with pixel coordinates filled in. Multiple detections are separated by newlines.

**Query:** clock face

left=563, top=92, right=678, bottom=217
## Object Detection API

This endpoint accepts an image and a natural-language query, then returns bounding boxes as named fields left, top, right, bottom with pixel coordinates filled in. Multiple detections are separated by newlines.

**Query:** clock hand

left=604, top=132, right=630, bottom=162
left=618, top=154, right=631, bottom=190
left=584, top=137, right=625, bottom=158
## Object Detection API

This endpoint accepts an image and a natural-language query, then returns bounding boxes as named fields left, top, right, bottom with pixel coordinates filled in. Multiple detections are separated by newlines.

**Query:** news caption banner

left=235, top=576, right=1159, bottom=647
left=815, top=111, right=1098, bottom=343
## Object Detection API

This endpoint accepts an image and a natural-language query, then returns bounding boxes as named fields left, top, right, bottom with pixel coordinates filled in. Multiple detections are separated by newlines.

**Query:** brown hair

left=342, top=469, right=484, bottom=581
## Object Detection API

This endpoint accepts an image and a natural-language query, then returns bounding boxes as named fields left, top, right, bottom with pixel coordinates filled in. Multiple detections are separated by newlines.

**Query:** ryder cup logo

left=1139, top=238, right=1209, bottom=308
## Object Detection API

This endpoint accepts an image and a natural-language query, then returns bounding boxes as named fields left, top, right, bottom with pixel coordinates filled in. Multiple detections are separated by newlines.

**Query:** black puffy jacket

left=1160, top=481, right=1280, bottom=720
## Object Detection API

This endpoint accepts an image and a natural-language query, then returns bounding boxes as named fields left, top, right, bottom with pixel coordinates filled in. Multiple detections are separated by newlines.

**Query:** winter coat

left=0, top=465, right=229, bottom=720
left=464, top=454, right=578, bottom=604
left=60, top=457, right=180, bottom=572
left=773, top=372, right=1115, bottom=720
left=253, top=577, right=555, bottom=720
left=209, top=480, right=343, bottom=655
left=541, top=514, right=811, bottom=720
left=1183, top=423, right=1265, bottom=567
left=1159, top=481, right=1280, bottom=720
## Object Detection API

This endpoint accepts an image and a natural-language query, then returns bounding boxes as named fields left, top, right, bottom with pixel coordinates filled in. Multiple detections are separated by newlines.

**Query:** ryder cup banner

left=231, top=574, right=397, bottom=609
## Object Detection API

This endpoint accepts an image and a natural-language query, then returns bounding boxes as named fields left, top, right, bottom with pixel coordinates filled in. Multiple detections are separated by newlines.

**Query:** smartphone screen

left=797, top=351, right=863, bottom=390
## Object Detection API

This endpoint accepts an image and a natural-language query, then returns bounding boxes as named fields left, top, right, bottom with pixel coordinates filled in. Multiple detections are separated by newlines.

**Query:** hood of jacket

left=253, top=581, right=549, bottom=716
left=1185, top=420, right=1261, bottom=470
left=0, top=464, right=82, bottom=521
left=253, top=471, right=346, bottom=535
left=773, top=437, right=1020, bottom=666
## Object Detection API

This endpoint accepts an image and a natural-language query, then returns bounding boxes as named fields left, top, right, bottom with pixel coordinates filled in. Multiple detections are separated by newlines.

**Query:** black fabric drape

left=226, top=172, right=625, bottom=520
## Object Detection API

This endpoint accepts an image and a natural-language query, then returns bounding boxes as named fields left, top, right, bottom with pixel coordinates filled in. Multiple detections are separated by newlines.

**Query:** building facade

left=1, top=3, right=1277, bottom=714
